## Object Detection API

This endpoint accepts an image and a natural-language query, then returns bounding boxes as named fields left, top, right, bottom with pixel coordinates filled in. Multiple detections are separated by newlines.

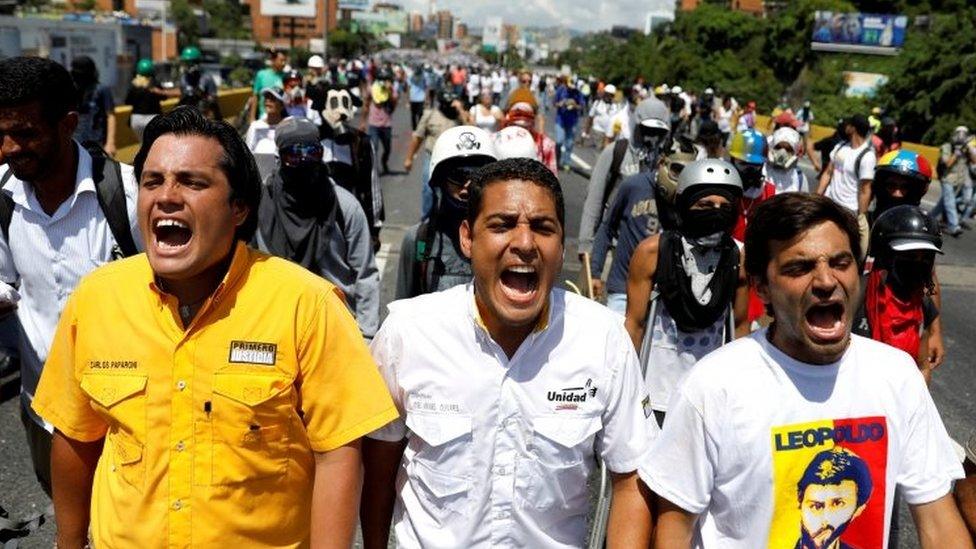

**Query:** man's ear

left=60, top=111, right=79, bottom=139
left=232, top=200, right=249, bottom=229
left=459, top=219, right=473, bottom=259
left=752, top=274, right=770, bottom=306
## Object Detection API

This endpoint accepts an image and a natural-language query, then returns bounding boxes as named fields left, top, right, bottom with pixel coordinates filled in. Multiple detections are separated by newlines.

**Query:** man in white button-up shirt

left=362, top=158, right=657, bottom=548
left=0, top=57, right=140, bottom=496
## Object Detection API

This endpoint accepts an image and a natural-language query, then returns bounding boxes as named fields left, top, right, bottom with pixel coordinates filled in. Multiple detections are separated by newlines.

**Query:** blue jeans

left=420, top=153, right=434, bottom=220
left=930, top=181, right=960, bottom=230
left=960, top=180, right=975, bottom=220
left=555, top=122, right=577, bottom=168
left=606, top=293, right=627, bottom=317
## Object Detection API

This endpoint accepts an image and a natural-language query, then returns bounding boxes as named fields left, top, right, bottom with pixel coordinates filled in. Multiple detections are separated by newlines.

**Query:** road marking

left=571, top=153, right=592, bottom=171
left=375, top=243, right=391, bottom=278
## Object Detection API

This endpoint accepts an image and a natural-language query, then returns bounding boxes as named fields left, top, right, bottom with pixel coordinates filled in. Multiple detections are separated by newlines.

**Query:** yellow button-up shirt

left=33, top=241, right=398, bottom=548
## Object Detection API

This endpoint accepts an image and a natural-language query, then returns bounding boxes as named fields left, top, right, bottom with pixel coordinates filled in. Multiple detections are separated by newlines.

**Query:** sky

left=395, top=0, right=675, bottom=33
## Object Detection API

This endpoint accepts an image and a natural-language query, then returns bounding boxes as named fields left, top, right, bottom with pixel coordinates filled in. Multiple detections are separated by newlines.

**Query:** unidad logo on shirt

left=228, top=341, right=277, bottom=366
left=547, top=378, right=598, bottom=403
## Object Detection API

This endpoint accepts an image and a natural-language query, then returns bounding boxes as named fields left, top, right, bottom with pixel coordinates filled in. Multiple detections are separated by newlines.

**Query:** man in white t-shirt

left=362, top=158, right=656, bottom=549
left=643, top=192, right=970, bottom=548
left=817, top=114, right=876, bottom=255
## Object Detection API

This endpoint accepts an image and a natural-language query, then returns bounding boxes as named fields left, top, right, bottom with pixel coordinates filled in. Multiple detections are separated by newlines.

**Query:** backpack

left=0, top=148, right=139, bottom=259
left=602, top=138, right=631, bottom=211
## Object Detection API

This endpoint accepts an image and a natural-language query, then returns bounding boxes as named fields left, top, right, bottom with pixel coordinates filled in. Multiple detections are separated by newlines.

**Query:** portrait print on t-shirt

left=767, top=417, right=888, bottom=549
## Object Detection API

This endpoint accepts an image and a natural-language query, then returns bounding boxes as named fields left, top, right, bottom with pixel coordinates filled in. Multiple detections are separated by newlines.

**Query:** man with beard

left=624, top=159, right=748, bottom=427
left=589, top=97, right=672, bottom=314
left=395, top=126, right=496, bottom=299
left=578, top=96, right=670, bottom=260
left=254, top=117, right=380, bottom=338
left=0, top=57, right=141, bottom=497
left=310, top=83, right=383, bottom=251
left=403, top=88, right=462, bottom=220
left=644, top=193, right=970, bottom=548
left=795, top=448, right=873, bottom=549
left=362, top=158, right=656, bottom=549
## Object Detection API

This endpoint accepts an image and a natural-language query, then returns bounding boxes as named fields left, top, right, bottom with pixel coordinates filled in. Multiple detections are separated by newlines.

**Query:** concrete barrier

left=113, top=87, right=252, bottom=164
left=754, top=114, right=941, bottom=168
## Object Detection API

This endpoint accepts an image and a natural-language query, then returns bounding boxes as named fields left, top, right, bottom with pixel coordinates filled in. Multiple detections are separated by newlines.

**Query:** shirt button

left=176, top=380, right=186, bottom=391
left=172, top=500, right=182, bottom=511
left=175, top=441, right=185, bottom=452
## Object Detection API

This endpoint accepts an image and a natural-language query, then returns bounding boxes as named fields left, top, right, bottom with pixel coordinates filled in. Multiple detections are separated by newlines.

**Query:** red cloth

left=865, top=269, right=924, bottom=358
left=735, top=181, right=777, bottom=322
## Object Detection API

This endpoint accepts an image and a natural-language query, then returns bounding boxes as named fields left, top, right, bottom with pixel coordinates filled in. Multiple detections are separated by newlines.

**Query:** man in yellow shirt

left=32, top=106, right=399, bottom=548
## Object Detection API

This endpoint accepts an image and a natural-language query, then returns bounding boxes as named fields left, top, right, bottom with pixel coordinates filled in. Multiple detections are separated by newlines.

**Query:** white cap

left=492, top=126, right=539, bottom=161
left=671, top=85, right=683, bottom=94
left=307, top=55, right=324, bottom=69
left=890, top=238, right=943, bottom=254
left=771, top=127, right=802, bottom=152
left=604, top=84, right=617, bottom=95
left=704, top=87, right=714, bottom=94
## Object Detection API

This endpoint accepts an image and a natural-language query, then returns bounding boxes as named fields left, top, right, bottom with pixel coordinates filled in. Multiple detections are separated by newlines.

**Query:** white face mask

left=771, top=147, right=798, bottom=169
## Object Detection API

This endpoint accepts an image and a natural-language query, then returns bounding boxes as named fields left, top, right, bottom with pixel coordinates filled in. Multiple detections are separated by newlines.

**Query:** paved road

left=1, top=102, right=974, bottom=547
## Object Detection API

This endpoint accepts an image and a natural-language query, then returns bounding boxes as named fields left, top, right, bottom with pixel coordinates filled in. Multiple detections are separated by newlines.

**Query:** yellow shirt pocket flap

left=113, top=432, right=144, bottom=465
left=212, top=371, right=291, bottom=407
left=406, top=413, right=472, bottom=447
left=81, top=374, right=148, bottom=408
left=532, top=414, right=602, bottom=448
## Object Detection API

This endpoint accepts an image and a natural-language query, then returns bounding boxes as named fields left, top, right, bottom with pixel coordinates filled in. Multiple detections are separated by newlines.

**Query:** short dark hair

left=133, top=106, right=262, bottom=241
left=847, top=114, right=870, bottom=138
left=797, top=447, right=873, bottom=508
left=745, top=193, right=861, bottom=282
left=467, top=158, right=565, bottom=236
left=0, top=56, right=78, bottom=125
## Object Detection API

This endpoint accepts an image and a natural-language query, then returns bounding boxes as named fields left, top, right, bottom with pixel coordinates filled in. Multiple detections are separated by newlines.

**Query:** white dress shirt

left=0, top=142, right=141, bottom=428
left=369, top=284, right=657, bottom=548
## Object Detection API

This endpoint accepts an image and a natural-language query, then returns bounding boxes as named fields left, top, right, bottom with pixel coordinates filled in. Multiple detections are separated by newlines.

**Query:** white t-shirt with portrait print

left=640, top=329, right=962, bottom=549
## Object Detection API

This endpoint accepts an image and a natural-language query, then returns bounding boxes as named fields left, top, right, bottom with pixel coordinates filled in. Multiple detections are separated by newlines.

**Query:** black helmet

left=870, top=205, right=942, bottom=267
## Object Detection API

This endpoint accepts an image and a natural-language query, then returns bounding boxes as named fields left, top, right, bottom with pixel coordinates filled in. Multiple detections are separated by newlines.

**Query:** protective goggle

left=279, top=143, right=324, bottom=168
left=443, top=165, right=481, bottom=189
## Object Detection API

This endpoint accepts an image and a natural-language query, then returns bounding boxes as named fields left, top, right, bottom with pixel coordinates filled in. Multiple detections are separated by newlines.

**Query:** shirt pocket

left=80, top=373, right=148, bottom=491
left=405, top=413, right=474, bottom=521
left=199, top=371, right=292, bottom=486
left=517, top=413, right=601, bottom=516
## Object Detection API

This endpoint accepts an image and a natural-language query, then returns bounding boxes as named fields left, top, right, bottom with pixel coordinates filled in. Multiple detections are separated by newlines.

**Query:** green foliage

left=171, top=0, right=199, bottom=51
left=203, top=0, right=249, bottom=40
left=76, top=0, right=96, bottom=11
left=876, top=9, right=976, bottom=143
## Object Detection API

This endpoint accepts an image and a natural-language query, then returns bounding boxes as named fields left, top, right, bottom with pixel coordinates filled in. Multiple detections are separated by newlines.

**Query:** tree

left=203, top=0, right=248, bottom=40
left=171, top=0, right=200, bottom=50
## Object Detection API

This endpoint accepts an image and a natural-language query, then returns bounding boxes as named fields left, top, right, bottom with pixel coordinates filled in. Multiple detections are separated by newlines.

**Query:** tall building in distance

left=436, top=9, right=453, bottom=39
left=409, top=11, right=425, bottom=33
left=246, top=0, right=340, bottom=51
left=680, top=0, right=765, bottom=15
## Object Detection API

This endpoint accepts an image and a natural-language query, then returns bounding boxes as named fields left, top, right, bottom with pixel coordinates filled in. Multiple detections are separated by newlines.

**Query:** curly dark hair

left=467, top=158, right=565, bottom=239
left=0, top=56, right=78, bottom=125
left=133, top=106, right=262, bottom=242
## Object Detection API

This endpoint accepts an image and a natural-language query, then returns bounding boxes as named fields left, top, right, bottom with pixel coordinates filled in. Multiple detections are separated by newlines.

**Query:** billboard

left=260, top=0, right=316, bottom=18
left=338, top=0, right=369, bottom=10
left=482, top=16, right=505, bottom=53
left=811, top=11, right=908, bottom=55
left=843, top=71, right=889, bottom=98
left=350, top=11, right=408, bottom=35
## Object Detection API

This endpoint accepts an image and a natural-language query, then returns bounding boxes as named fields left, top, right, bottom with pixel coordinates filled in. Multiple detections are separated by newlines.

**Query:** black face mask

left=888, top=256, right=934, bottom=297
left=680, top=206, right=737, bottom=238
left=439, top=103, right=459, bottom=120
left=874, top=193, right=916, bottom=218
left=280, top=164, right=325, bottom=198
left=734, top=160, right=764, bottom=189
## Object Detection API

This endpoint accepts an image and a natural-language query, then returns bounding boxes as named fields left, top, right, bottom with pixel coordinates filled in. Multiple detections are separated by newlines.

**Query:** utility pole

left=321, top=0, right=328, bottom=57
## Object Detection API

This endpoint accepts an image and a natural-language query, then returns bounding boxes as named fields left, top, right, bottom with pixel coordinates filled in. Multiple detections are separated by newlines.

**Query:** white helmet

left=429, top=125, right=498, bottom=186
left=676, top=158, right=743, bottom=198
left=492, top=126, right=539, bottom=162
left=671, top=85, right=683, bottom=95
left=307, top=55, right=325, bottom=69
left=769, top=127, right=802, bottom=169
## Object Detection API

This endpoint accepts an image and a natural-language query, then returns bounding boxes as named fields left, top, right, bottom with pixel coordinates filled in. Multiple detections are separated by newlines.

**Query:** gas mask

left=324, top=89, right=354, bottom=132
left=769, top=146, right=798, bottom=169
left=634, top=126, right=669, bottom=171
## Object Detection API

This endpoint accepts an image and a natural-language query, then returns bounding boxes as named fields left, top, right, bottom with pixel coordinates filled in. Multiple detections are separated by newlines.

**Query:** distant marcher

left=70, top=56, right=116, bottom=156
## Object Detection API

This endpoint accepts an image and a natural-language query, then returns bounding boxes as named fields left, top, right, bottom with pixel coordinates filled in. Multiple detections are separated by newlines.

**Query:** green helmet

left=136, top=58, right=154, bottom=76
left=180, top=46, right=201, bottom=62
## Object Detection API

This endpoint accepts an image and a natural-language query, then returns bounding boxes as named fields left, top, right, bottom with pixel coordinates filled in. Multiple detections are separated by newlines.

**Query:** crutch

left=587, top=290, right=659, bottom=549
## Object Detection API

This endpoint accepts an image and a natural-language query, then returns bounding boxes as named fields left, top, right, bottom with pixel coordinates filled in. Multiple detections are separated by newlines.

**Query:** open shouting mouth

left=499, top=264, right=539, bottom=305
left=152, top=217, right=193, bottom=255
left=804, top=299, right=846, bottom=343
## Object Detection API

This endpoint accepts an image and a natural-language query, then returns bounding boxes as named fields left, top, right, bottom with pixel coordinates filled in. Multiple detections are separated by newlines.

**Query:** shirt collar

left=6, top=141, right=95, bottom=209
left=469, top=283, right=552, bottom=336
